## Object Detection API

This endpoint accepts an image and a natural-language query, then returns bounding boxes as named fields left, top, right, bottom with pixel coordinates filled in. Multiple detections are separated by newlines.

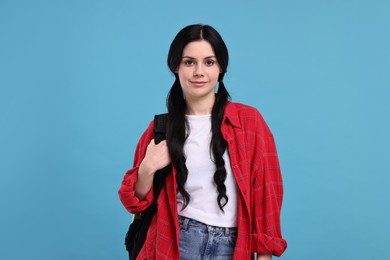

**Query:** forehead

left=182, top=40, right=216, bottom=58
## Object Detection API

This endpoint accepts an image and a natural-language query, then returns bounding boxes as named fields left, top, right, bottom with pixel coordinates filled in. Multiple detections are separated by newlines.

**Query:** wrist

left=139, top=160, right=156, bottom=177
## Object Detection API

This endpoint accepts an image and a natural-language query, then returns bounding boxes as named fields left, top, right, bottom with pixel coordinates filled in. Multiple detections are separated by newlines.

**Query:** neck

left=185, top=94, right=215, bottom=115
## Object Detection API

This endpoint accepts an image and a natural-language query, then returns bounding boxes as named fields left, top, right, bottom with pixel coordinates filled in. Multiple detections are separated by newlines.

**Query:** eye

left=205, top=59, right=216, bottom=66
left=183, top=59, right=195, bottom=66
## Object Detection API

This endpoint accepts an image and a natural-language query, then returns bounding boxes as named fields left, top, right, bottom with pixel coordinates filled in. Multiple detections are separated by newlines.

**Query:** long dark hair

left=166, top=24, right=230, bottom=211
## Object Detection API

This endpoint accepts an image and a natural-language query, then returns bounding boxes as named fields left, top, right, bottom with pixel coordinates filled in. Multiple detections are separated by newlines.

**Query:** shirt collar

left=223, top=102, right=242, bottom=129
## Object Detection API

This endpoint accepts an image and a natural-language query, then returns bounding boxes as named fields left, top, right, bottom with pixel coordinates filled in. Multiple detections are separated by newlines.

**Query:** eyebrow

left=182, top=56, right=216, bottom=60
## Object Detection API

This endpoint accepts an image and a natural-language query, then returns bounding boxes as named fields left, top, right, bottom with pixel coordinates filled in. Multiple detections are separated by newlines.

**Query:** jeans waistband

left=178, top=215, right=237, bottom=236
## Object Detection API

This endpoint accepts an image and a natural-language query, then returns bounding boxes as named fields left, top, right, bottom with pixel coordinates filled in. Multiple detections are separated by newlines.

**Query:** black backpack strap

left=151, top=113, right=170, bottom=209
left=153, top=113, right=168, bottom=144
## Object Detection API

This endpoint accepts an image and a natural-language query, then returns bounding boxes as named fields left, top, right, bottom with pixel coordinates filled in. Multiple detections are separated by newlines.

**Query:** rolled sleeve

left=118, top=167, right=155, bottom=213
left=251, top=233, right=287, bottom=257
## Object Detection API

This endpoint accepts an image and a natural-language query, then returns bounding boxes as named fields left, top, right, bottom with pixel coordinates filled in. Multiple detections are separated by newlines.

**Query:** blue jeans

left=178, top=216, right=237, bottom=260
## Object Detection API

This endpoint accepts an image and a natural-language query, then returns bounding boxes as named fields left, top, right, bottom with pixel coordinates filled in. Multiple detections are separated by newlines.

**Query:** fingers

left=146, top=139, right=168, bottom=157
left=143, top=139, right=170, bottom=172
left=150, top=139, right=167, bottom=147
left=149, top=138, right=166, bottom=144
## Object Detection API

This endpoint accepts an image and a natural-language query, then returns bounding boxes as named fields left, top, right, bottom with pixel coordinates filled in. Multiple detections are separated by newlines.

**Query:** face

left=176, top=40, right=221, bottom=106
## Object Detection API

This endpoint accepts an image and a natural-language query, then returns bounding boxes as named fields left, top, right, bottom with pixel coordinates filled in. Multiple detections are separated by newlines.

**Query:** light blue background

left=1, top=0, right=389, bottom=259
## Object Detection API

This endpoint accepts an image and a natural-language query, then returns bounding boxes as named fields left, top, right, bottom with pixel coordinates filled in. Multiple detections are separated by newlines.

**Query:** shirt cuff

left=251, top=233, right=287, bottom=257
left=118, top=168, right=154, bottom=214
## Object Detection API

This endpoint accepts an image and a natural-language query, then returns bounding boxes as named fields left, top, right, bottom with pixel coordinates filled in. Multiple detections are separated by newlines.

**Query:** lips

left=190, top=81, right=208, bottom=87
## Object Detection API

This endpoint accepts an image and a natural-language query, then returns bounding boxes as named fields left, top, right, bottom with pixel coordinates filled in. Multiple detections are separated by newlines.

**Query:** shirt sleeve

left=250, top=111, right=287, bottom=256
left=118, top=120, right=155, bottom=214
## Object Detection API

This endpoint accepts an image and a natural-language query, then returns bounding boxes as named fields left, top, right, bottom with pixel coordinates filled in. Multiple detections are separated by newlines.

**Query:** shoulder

left=225, top=101, right=266, bottom=122
left=224, top=102, right=272, bottom=135
left=136, top=119, right=155, bottom=146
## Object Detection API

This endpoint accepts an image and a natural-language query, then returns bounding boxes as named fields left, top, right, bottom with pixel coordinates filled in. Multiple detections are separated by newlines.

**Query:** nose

left=193, top=63, right=204, bottom=77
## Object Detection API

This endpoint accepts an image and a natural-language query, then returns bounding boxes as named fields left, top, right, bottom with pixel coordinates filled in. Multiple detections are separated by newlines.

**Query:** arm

left=118, top=121, right=170, bottom=213
left=251, top=111, right=287, bottom=257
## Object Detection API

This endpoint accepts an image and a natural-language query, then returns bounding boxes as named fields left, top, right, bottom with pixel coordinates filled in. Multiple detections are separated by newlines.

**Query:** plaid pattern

left=119, top=102, right=287, bottom=259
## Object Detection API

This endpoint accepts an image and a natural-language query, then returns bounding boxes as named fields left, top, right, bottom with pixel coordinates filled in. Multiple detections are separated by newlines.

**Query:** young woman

left=119, top=24, right=287, bottom=259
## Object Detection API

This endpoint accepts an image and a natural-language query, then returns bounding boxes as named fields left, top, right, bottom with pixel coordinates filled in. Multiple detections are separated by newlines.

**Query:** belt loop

left=180, top=216, right=189, bottom=231
left=184, top=217, right=190, bottom=230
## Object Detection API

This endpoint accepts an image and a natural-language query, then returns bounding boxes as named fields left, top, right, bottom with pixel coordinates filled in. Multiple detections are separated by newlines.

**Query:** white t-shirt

left=176, top=114, right=238, bottom=228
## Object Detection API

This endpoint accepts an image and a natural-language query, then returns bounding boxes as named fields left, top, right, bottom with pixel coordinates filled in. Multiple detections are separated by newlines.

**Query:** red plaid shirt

left=119, top=102, right=287, bottom=259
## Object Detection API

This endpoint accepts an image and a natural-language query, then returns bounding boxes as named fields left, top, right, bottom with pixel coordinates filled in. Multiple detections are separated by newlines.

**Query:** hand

left=135, top=139, right=171, bottom=200
left=139, top=139, right=171, bottom=176
left=257, top=253, right=272, bottom=260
